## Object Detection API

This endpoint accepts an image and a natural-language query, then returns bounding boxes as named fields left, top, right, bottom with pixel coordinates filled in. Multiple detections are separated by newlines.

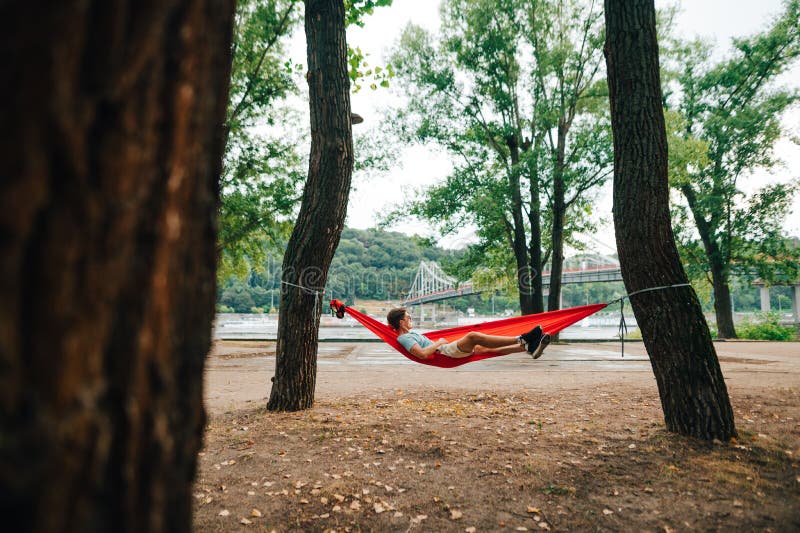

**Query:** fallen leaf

left=527, top=506, right=540, bottom=514
left=320, top=497, right=329, bottom=505
left=451, top=510, right=463, bottom=520
left=466, top=528, right=477, bottom=533
left=218, top=510, right=230, bottom=517
left=516, top=527, right=529, bottom=531
left=250, top=509, right=262, bottom=517
left=240, top=518, right=252, bottom=525
left=603, top=509, right=614, bottom=515
left=374, top=503, right=385, bottom=514
left=538, top=522, right=551, bottom=530
left=733, top=500, right=743, bottom=508
left=350, top=500, right=361, bottom=510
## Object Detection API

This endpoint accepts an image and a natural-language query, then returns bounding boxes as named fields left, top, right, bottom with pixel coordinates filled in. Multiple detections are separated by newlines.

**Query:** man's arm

left=408, top=339, right=447, bottom=360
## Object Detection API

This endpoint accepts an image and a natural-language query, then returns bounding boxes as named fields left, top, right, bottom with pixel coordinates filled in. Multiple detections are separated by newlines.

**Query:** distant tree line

left=218, top=227, right=790, bottom=314
left=217, top=228, right=460, bottom=312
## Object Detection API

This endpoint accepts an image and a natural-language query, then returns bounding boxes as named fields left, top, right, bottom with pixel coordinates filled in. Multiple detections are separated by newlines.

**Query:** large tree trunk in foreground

left=268, top=0, right=353, bottom=412
left=604, top=0, right=736, bottom=440
left=0, top=2, right=234, bottom=531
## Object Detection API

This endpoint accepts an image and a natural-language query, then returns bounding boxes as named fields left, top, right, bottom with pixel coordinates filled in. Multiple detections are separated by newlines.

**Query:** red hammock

left=329, top=299, right=608, bottom=368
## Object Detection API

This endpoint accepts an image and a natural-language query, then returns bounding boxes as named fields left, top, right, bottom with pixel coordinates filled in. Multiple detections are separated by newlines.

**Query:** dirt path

left=195, top=341, right=800, bottom=532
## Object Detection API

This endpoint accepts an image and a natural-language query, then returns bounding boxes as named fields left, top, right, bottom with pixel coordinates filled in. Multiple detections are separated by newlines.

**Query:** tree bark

left=527, top=135, right=546, bottom=314
left=547, top=123, right=568, bottom=314
left=604, top=0, right=736, bottom=440
left=0, top=1, right=234, bottom=531
left=680, top=185, right=738, bottom=338
left=508, top=135, right=536, bottom=314
left=268, top=0, right=353, bottom=412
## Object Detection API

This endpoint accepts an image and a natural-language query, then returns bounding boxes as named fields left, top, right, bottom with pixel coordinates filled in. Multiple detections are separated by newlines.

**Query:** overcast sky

left=290, top=1, right=800, bottom=252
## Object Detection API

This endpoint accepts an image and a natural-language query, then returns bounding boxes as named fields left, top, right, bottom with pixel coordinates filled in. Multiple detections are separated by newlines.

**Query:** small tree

left=664, top=2, right=800, bottom=338
left=604, top=0, right=736, bottom=440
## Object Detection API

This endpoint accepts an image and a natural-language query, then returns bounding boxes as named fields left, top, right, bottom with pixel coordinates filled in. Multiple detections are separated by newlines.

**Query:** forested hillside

left=217, top=227, right=776, bottom=315
left=217, top=228, right=460, bottom=312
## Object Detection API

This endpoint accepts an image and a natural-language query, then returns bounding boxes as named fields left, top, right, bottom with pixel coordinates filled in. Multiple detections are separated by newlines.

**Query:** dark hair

left=387, top=307, right=407, bottom=331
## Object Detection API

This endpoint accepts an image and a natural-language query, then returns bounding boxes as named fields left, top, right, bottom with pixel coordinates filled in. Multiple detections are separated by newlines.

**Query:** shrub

left=737, top=313, right=796, bottom=341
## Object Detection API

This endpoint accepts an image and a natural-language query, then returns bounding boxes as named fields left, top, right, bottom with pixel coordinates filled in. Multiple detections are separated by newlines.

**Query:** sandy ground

left=195, top=341, right=800, bottom=532
left=205, top=340, right=800, bottom=414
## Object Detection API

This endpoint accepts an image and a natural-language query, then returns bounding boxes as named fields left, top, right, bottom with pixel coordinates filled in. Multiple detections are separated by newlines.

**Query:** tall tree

left=604, top=0, right=736, bottom=439
left=268, top=0, right=354, bottom=411
left=663, top=2, right=800, bottom=338
left=526, top=0, right=611, bottom=312
left=388, top=0, right=611, bottom=315
left=0, top=1, right=235, bottom=531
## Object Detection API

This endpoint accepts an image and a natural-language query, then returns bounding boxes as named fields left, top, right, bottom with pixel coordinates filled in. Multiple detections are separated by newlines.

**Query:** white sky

left=289, top=0, right=800, bottom=252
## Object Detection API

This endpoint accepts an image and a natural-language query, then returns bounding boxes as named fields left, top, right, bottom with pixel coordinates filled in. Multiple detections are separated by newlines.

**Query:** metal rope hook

left=618, top=298, right=628, bottom=358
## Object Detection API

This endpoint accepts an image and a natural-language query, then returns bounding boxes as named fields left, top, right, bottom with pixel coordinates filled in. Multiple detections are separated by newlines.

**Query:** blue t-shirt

left=397, top=331, right=433, bottom=352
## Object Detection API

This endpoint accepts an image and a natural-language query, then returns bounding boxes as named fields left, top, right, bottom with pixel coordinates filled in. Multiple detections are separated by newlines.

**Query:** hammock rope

left=609, top=283, right=692, bottom=357
left=329, top=283, right=693, bottom=367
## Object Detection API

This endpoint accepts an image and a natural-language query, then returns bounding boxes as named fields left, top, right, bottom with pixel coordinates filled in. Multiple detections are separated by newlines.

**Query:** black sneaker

left=519, top=325, right=543, bottom=353
left=530, top=334, right=551, bottom=360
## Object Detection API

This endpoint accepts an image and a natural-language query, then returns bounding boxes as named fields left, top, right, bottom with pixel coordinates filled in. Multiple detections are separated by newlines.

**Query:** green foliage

left=737, top=313, right=797, bottom=341
left=385, top=0, right=612, bottom=309
left=219, top=0, right=397, bottom=282
left=664, top=1, right=800, bottom=314
left=345, top=0, right=393, bottom=27
left=348, top=46, right=396, bottom=92
left=217, top=228, right=463, bottom=311
left=346, top=0, right=396, bottom=92
left=220, top=0, right=305, bottom=279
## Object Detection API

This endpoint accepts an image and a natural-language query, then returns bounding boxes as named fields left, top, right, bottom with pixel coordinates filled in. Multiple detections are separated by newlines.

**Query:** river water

left=213, top=312, right=639, bottom=341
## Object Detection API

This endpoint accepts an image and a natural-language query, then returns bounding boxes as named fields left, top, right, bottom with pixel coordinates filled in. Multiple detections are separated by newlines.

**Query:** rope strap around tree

left=280, top=280, right=323, bottom=315
left=608, top=283, right=692, bottom=357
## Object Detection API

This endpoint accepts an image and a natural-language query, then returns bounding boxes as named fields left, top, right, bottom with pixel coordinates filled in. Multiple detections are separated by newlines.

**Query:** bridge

left=403, top=255, right=622, bottom=306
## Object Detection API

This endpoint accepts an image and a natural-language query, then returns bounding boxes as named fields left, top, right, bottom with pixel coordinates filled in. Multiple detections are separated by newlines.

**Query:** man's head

left=387, top=307, right=409, bottom=331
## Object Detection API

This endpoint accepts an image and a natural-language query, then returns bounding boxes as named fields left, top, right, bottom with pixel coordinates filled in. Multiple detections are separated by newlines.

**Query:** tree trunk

left=528, top=136, right=545, bottom=314
left=528, top=195, right=545, bottom=315
left=604, top=0, right=736, bottom=440
left=508, top=135, right=536, bottom=314
left=710, top=272, right=736, bottom=338
left=680, top=185, right=738, bottom=338
left=0, top=2, right=234, bottom=531
left=268, top=0, right=353, bottom=412
left=547, top=123, right=567, bottom=314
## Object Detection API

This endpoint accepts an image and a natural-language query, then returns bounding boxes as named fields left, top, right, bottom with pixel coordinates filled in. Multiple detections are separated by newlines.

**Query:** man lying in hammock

left=387, top=307, right=551, bottom=361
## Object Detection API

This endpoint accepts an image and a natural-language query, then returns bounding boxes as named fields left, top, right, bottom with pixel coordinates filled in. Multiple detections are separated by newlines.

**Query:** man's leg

left=472, top=344, right=526, bottom=355
left=455, top=332, right=523, bottom=352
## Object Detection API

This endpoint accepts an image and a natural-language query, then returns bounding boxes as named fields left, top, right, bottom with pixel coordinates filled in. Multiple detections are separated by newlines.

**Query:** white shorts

left=439, top=340, right=472, bottom=358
